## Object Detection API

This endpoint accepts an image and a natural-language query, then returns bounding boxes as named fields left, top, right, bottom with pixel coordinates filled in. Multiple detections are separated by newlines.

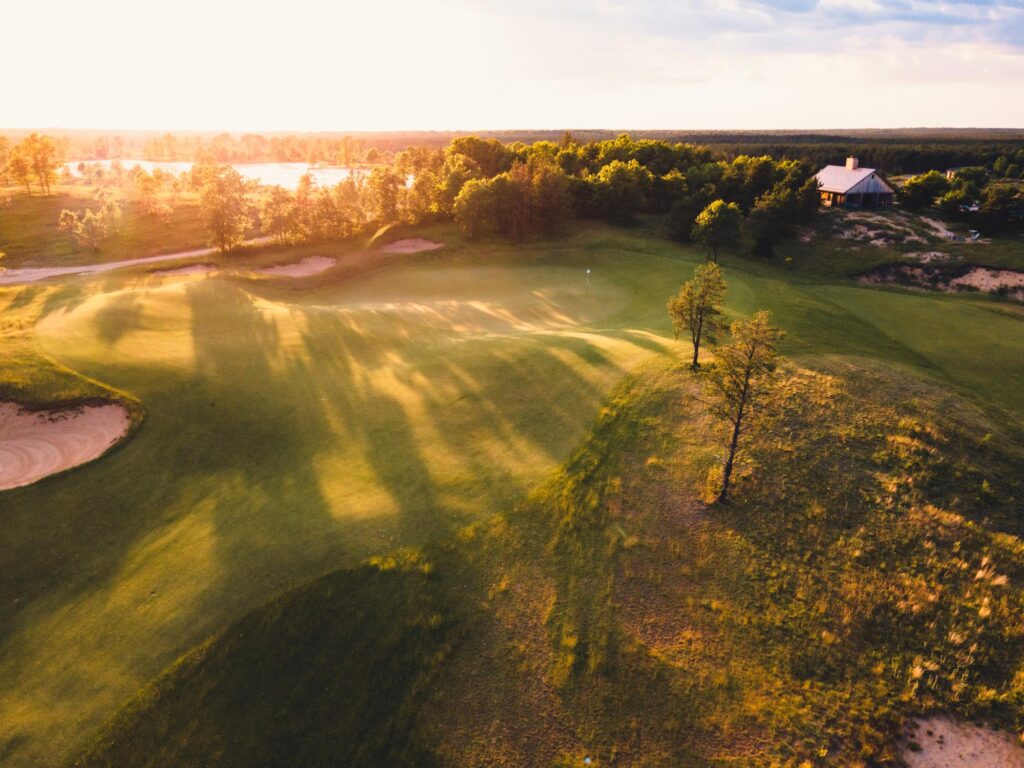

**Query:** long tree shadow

left=0, top=256, right=677, bottom=767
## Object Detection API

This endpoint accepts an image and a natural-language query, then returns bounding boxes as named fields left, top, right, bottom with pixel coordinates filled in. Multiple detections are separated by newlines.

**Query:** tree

left=447, top=136, right=514, bottom=178
left=366, top=167, right=404, bottom=224
left=692, top=200, right=742, bottom=261
left=667, top=261, right=727, bottom=369
left=749, top=186, right=797, bottom=257
left=526, top=156, right=572, bottom=236
left=199, top=165, right=252, bottom=252
left=132, top=170, right=171, bottom=217
left=703, top=311, right=783, bottom=504
left=8, top=146, right=32, bottom=194
left=453, top=157, right=572, bottom=241
left=897, top=170, right=949, bottom=210
left=58, top=197, right=122, bottom=250
left=939, top=188, right=969, bottom=219
left=977, top=184, right=1024, bottom=234
left=293, top=173, right=318, bottom=240
left=0, top=136, right=8, bottom=186
left=259, top=185, right=297, bottom=244
left=666, top=185, right=712, bottom=242
left=21, top=133, right=59, bottom=194
left=453, top=178, right=496, bottom=238
left=588, top=159, right=652, bottom=222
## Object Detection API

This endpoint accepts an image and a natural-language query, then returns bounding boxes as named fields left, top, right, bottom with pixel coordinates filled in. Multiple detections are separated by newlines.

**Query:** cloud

left=472, top=0, right=1024, bottom=51
left=3, top=0, right=1023, bottom=129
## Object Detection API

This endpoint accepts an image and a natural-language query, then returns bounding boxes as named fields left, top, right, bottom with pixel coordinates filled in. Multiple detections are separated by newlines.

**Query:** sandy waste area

left=900, top=716, right=1024, bottom=768
left=0, top=402, right=130, bottom=490
left=859, top=264, right=1024, bottom=299
left=257, top=256, right=337, bottom=277
left=950, top=267, right=1024, bottom=292
left=380, top=238, right=445, bottom=254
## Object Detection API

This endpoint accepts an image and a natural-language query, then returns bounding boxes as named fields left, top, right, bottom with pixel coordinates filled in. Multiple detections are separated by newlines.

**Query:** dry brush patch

left=427, top=355, right=1024, bottom=766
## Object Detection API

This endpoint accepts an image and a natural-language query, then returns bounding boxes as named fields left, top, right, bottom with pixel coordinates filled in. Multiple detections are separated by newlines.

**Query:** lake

left=66, top=160, right=365, bottom=189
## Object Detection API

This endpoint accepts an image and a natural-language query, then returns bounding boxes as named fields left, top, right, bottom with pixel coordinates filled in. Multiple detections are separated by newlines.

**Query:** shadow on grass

left=0, top=269, right=670, bottom=767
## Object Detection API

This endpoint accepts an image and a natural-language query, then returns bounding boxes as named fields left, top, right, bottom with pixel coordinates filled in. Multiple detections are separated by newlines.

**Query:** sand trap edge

left=0, top=397, right=141, bottom=492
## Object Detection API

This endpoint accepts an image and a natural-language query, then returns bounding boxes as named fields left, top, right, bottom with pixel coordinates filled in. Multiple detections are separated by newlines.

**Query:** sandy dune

left=901, top=717, right=1024, bottom=768
left=257, top=255, right=337, bottom=277
left=951, top=267, right=1024, bottom=292
left=380, top=238, right=445, bottom=254
left=0, top=402, right=131, bottom=491
left=860, top=264, right=1024, bottom=300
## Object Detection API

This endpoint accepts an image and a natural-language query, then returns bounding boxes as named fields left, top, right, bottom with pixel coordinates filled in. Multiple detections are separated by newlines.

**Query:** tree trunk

left=716, top=416, right=742, bottom=504
left=716, top=373, right=751, bottom=504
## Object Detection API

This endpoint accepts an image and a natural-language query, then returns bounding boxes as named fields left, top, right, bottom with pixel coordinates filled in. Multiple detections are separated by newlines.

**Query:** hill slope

left=70, top=354, right=1024, bottom=767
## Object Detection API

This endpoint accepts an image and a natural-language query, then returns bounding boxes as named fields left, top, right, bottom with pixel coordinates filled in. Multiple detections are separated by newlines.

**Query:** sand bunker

left=152, top=264, right=218, bottom=277
left=258, top=256, right=337, bottom=278
left=380, top=238, right=445, bottom=254
left=0, top=402, right=131, bottom=491
left=900, top=716, right=1024, bottom=768
left=860, top=264, right=1024, bottom=300
left=950, top=267, right=1024, bottom=292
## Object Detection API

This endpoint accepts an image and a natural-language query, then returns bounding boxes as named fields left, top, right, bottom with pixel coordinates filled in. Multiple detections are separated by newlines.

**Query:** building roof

left=815, top=165, right=881, bottom=194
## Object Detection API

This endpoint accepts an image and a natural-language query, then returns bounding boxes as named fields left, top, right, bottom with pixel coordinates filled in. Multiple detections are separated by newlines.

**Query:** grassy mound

left=70, top=354, right=1024, bottom=767
left=72, top=553, right=455, bottom=768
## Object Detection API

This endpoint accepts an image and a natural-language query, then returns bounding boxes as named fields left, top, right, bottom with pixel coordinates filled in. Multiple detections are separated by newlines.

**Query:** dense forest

left=2, top=131, right=1022, bottom=258
left=2, top=128, right=1023, bottom=175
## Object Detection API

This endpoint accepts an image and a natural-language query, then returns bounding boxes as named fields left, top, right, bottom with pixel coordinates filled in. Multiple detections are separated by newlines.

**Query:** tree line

left=20, top=128, right=1020, bottom=174
left=13, top=132, right=824, bottom=256
left=13, top=129, right=1023, bottom=253
left=898, top=167, right=1024, bottom=233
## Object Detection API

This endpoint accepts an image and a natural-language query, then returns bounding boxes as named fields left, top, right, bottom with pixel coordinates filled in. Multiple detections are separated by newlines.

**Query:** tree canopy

left=667, top=262, right=728, bottom=368
left=692, top=200, right=743, bottom=261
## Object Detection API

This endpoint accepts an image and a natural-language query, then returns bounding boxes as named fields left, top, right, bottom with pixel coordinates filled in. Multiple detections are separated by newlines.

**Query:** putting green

left=1, top=226, right=1021, bottom=766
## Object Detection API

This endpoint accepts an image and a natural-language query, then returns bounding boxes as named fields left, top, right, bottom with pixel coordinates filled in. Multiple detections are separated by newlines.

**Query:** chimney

left=846, top=156, right=859, bottom=170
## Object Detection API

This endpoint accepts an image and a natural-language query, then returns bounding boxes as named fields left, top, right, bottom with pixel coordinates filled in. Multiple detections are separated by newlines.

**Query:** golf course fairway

left=1, top=224, right=1022, bottom=766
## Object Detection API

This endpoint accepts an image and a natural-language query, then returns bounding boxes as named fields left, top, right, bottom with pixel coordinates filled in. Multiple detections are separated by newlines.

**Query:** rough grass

left=0, top=186, right=208, bottom=268
left=66, top=354, right=1024, bottom=767
left=1, top=219, right=1022, bottom=766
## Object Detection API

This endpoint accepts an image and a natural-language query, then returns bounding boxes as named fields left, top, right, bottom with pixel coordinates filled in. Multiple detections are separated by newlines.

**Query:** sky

left=3, top=0, right=1023, bottom=131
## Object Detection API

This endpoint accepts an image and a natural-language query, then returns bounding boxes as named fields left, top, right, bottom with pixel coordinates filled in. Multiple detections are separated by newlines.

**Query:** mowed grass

left=0, top=226, right=675, bottom=766
left=0, top=221, right=1022, bottom=766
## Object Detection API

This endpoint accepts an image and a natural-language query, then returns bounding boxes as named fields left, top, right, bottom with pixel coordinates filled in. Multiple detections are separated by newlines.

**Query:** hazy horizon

left=4, top=126, right=1024, bottom=136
